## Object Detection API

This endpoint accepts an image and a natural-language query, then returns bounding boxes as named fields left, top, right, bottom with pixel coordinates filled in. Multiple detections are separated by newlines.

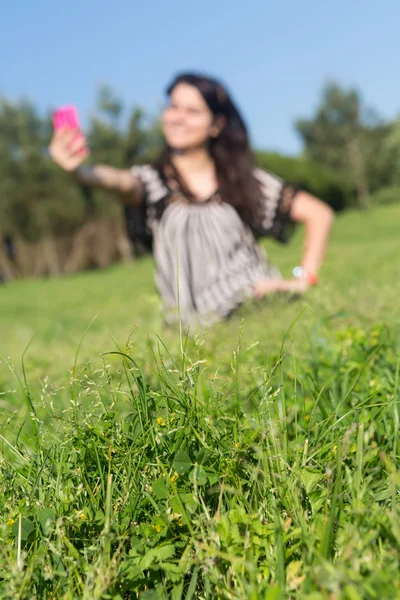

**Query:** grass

left=0, top=204, right=400, bottom=599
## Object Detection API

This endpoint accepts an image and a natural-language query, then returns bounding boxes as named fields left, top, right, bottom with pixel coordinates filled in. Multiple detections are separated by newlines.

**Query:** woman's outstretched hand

left=49, top=127, right=89, bottom=172
left=253, top=278, right=309, bottom=298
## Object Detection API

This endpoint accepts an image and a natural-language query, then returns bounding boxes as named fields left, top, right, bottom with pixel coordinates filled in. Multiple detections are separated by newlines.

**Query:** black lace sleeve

left=252, top=168, right=298, bottom=243
left=125, top=165, right=169, bottom=252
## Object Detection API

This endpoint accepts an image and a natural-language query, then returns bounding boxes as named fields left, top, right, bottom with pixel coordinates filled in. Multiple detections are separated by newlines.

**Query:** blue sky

left=1, top=0, right=399, bottom=154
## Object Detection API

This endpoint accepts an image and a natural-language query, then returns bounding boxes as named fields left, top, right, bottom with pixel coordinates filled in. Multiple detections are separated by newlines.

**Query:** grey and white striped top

left=130, top=164, right=297, bottom=327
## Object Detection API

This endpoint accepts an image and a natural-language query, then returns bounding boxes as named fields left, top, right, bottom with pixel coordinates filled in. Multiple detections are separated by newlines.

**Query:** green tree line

left=0, top=82, right=399, bottom=278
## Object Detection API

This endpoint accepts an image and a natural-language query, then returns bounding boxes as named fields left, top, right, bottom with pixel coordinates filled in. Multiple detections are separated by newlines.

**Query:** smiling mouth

left=170, top=127, right=188, bottom=135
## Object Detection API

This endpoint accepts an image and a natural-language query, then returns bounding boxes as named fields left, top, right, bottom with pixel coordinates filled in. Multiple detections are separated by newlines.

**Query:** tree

left=255, top=151, right=350, bottom=211
left=380, top=119, right=400, bottom=186
left=296, top=83, right=378, bottom=209
left=0, top=86, right=165, bottom=276
left=0, top=98, right=87, bottom=242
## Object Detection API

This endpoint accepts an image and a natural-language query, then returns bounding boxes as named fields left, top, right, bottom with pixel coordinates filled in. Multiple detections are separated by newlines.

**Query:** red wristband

left=307, top=272, right=318, bottom=286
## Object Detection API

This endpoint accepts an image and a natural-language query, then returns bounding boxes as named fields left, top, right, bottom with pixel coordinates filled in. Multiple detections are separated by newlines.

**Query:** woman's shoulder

left=131, top=164, right=169, bottom=204
left=131, top=163, right=162, bottom=181
left=252, top=167, right=284, bottom=198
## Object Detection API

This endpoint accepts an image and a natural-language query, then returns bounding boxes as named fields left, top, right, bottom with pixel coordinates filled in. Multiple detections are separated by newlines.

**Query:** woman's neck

left=169, top=146, right=218, bottom=200
left=170, top=146, right=214, bottom=175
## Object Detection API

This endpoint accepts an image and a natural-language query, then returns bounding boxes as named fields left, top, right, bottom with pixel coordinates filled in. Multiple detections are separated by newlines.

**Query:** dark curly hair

left=157, top=72, right=263, bottom=226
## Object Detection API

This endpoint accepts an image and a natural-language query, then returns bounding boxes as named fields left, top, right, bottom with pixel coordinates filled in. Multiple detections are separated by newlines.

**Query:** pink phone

left=52, top=105, right=80, bottom=130
left=52, top=105, right=88, bottom=154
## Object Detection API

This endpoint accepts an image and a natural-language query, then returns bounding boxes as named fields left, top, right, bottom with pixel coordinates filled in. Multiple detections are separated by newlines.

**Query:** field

left=1, top=205, right=400, bottom=599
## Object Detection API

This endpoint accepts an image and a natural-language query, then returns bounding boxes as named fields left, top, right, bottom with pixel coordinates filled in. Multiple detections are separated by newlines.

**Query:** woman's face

left=162, top=83, right=218, bottom=151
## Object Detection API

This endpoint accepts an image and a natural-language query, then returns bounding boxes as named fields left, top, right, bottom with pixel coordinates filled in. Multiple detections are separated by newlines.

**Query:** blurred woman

left=49, top=73, right=334, bottom=327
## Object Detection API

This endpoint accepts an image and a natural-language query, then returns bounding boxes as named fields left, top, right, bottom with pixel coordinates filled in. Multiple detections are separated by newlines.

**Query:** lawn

left=0, top=205, right=399, bottom=599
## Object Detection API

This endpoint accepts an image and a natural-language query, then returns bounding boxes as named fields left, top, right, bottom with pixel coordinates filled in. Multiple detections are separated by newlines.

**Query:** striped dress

left=129, top=164, right=297, bottom=327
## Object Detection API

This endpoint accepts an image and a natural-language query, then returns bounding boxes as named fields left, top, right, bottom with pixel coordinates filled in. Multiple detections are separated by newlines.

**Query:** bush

left=369, top=186, right=400, bottom=205
left=255, top=151, right=351, bottom=211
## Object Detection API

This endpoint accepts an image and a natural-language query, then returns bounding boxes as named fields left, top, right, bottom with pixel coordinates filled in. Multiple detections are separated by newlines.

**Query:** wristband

left=293, top=266, right=318, bottom=286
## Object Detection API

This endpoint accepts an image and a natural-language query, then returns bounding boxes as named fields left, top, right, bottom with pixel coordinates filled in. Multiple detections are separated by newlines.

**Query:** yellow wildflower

left=157, top=417, right=166, bottom=427
left=170, top=472, right=179, bottom=483
left=284, top=517, right=292, bottom=531
left=7, top=518, right=15, bottom=527
left=234, top=442, right=240, bottom=449
left=152, top=524, right=162, bottom=533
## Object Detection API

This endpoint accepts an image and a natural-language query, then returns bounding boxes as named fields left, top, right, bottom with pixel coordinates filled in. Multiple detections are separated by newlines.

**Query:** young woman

left=49, top=73, right=334, bottom=327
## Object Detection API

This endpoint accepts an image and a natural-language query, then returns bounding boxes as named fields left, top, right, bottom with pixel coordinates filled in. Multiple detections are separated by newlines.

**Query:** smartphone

left=52, top=105, right=88, bottom=154
left=52, top=105, right=81, bottom=130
